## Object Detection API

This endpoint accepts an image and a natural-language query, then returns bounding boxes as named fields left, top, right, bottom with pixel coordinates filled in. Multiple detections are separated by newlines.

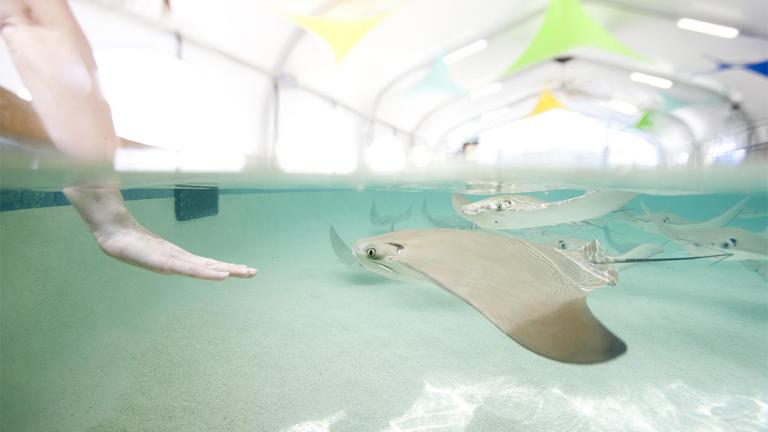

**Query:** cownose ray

left=370, top=202, right=414, bottom=231
left=351, top=228, right=727, bottom=364
left=548, top=234, right=665, bottom=269
left=737, top=206, right=768, bottom=220
left=600, top=223, right=668, bottom=255
left=602, top=224, right=637, bottom=253
left=621, top=198, right=749, bottom=234
left=452, top=190, right=637, bottom=230
left=641, top=203, right=767, bottom=261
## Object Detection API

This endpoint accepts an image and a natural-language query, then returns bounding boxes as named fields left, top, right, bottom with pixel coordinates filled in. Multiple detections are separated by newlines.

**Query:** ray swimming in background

left=452, top=190, right=637, bottom=230
left=370, top=202, right=414, bottom=231
left=351, top=229, right=727, bottom=364
left=641, top=203, right=768, bottom=262
left=620, top=198, right=749, bottom=234
left=548, top=236, right=664, bottom=270
left=602, top=224, right=638, bottom=253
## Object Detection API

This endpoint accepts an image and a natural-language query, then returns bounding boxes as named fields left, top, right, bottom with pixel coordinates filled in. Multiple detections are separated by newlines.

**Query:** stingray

left=370, top=202, right=414, bottom=231
left=737, top=206, right=768, bottom=220
left=452, top=190, right=637, bottom=230
left=351, top=228, right=726, bottom=364
left=642, top=203, right=768, bottom=261
left=622, top=198, right=749, bottom=234
left=547, top=236, right=664, bottom=270
left=600, top=224, right=662, bottom=255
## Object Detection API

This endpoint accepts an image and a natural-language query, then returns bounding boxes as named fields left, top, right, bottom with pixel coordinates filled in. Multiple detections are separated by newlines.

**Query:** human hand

left=64, top=185, right=257, bottom=280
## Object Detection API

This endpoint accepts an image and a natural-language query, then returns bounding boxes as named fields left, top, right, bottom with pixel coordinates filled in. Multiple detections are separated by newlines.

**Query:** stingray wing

left=329, top=227, right=364, bottom=273
left=394, top=231, right=626, bottom=364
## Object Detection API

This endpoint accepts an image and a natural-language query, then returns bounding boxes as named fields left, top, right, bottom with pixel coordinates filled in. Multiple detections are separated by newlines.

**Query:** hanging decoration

left=407, top=57, right=463, bottom=95
left=634, top=110, right=655, bottom=130
left=287, top=13, right=388, bottom=63
left=527, top=89, right=566, bottom=117
left=505, top=0, right=639, bottom=74
left=658, top=92, right=689, bottom=113
left=709, top=58, right=768, bottom=78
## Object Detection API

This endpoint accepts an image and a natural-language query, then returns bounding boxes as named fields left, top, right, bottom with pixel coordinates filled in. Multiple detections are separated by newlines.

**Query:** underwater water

left=1, top=184, right=767, bottom=431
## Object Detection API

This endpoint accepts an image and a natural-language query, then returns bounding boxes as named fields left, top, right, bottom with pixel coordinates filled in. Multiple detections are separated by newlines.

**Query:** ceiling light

left=470, top=82, right=502, bottom=99
left=630, top=72, right=673, bottom=89
left=677, top=18, right=739, bottom=39
left=443, top=40, right=488, bottom=65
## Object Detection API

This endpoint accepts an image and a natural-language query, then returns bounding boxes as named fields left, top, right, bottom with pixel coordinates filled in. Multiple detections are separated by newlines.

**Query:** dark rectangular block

left=174, top=187, right=219, bottom=221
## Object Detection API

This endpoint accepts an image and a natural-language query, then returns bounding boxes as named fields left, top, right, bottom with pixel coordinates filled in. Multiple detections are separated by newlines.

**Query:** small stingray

left=370, top=202, right=413, bottom=231
left=452, top=190, right=637, bottom=230
left=545, top=237, right=664, bottom=270
left=642, top=203, right=768, bottom=261
left=352, top=229, right=726, bottom=364
left=623, top=198, right=749, bottom=234
left=737, top=207, right=768, bottom=220
left=549, top=237, right=590, bottom=251
left=422, top=199, right=474, bottom=229
left=603, top=225, right=639, bottom=254
left=608, top=243, right=665, bottom=270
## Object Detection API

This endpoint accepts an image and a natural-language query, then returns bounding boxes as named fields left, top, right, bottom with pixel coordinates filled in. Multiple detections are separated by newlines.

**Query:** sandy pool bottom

left=1, top=191, right=766, bottom=431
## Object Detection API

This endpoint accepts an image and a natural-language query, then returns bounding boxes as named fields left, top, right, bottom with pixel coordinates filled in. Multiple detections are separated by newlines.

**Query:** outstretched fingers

left=176, top=251, right=258, bottom=278
left=161, top=259, right=231, bottom=281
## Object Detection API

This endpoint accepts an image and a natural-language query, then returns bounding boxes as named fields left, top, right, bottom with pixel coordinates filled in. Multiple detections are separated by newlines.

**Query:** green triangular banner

left=635, top=110, right=654, bottom=130
left=505, top=0, right=639, bottom=74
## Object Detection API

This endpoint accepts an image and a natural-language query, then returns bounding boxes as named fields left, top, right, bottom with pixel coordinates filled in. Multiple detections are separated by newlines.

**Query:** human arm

left=1, top=0, right=257, bottom=279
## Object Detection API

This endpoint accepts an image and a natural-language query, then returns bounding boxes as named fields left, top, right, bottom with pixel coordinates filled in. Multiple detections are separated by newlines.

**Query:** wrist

left=63, top=185, right=138, bottom=240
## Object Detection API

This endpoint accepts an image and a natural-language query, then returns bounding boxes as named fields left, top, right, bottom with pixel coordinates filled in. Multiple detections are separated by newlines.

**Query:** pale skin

left=0, top=0, right=256, bottom=280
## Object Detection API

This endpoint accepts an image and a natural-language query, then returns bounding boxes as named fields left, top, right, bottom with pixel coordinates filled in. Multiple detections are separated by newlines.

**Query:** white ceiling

left=8, top=0, right=768, bottom=153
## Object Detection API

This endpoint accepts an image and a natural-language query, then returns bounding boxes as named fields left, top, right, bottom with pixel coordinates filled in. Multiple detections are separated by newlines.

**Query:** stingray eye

left=720, top=242, right=730, bottom=249
left=662, top=216, right=670, bottom=223
left=366, top=248, right=376, bottom=258
left=495, top=202, right=503, bottom=211
left=730, top=238, right=738, bottom=246
left=558, top=240, right=567, bottom=250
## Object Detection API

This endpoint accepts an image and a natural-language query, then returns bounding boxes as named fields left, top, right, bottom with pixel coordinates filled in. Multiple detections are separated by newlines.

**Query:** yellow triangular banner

left=288, top=14, right=386, bottom=63
left=527, top=89, right=566, bottom=117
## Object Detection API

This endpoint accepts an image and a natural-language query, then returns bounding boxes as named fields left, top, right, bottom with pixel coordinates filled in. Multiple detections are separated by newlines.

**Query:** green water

left=1, top=189, right=767, bottom=431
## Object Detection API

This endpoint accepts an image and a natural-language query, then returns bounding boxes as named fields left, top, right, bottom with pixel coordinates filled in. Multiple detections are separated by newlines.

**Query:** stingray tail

left=601, top=253, right=733, bottom=265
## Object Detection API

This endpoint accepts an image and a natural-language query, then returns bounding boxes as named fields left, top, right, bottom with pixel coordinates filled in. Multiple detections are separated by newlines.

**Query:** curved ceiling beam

left=368, top=4, right=548, bottom=121
left=260, top=1, right=340, bottom=162
left=369, top=0, right=756, bottom=132
left=435, top=86, right=699, bottom=156
left=598, top=0, right=768, bottom=40
left=80, top=0, right=415, bottom=158
left=409, top=55, right=728, bottom=147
